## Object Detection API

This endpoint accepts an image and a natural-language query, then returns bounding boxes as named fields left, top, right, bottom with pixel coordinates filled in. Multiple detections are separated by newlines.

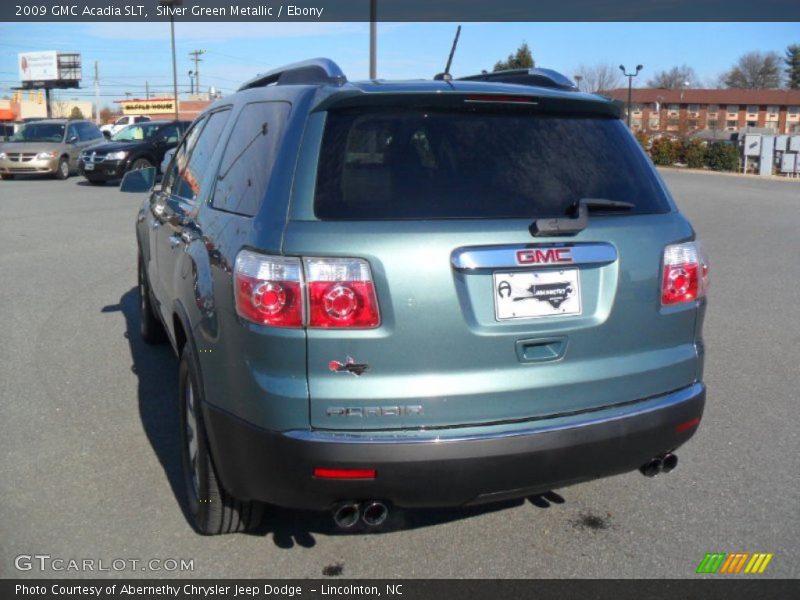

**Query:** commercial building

left=114, top=96, right=212, bottom=122
left=601, top=88, right=800, bottom=136
left=0, top=94, right=94, bottom=122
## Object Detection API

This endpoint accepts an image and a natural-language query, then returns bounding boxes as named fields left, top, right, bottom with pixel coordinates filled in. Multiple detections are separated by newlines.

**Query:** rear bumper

left=202, top=383, right=705, bottom=511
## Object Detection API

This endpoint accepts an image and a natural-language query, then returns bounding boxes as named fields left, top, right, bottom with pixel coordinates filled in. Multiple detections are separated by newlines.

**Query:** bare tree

left=646, top=65, right=700, bottom=88
left=573, top=63, right=624, bottom=93
left=723, top=51, right=783, bottom=89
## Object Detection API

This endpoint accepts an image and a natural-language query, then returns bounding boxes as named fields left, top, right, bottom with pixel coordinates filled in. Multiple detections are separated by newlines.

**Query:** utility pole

left=619, top=64, right=643, bottom=129
left=189, top=49, right=206, bottom=95
left=93, top=61, right=100, bottom=124
left=145, top=81, right=150, bottom=100
left=369, top=0, right=377, bottom=79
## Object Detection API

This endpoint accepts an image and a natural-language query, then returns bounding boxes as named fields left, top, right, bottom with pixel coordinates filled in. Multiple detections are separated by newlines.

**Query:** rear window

left=314, top=108, right=670, bottom=220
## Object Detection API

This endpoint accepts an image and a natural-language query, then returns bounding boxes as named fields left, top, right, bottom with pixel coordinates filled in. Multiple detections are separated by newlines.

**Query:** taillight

left=661, top=241, right=709, bottom=305
left=233, top=252, right=380, bottom=329
left=304, top=257, right=380, bottom=328
left=234, top=251, right=303, bottom=327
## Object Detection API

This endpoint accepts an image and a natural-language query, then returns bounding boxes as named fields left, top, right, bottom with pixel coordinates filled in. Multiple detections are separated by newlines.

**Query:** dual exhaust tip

left=639, top=453, right=678, bottom=477
left=332, top=500, right=389, bottom=529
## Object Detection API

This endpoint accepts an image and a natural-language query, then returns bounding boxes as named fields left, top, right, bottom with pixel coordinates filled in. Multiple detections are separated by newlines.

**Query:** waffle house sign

left=119, top=97, right=176, bottom=115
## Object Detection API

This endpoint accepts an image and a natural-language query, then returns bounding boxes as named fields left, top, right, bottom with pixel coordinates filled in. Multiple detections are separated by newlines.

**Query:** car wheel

left=0, top=174, right=13, bottom=180
left=138, top=253, right=166, bottom=344
left=130, top=158, right=153, bottom=171
left=55, top=157, right=70, bottom=180
left=179, top=343, right=264, bottom=535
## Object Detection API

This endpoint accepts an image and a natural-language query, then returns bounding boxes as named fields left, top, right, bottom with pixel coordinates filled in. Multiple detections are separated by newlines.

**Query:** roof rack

left=458, top=68, right=577, bottom=91
left=238, top=58, right=347, bottom=91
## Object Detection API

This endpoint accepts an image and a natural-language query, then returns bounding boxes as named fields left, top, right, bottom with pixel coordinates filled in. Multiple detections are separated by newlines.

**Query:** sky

left=0, top=22, right=797, bottom=108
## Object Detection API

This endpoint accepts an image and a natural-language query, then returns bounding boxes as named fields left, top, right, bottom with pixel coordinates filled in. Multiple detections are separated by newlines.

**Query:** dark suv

left=123, top=59, right=708, bottom=535
left=79, top=120, right=190, bottom=184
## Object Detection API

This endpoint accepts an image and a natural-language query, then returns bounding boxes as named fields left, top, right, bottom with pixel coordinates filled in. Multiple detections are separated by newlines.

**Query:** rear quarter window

left=315, top=107, right=670, bottom=220
left=211, top=101, right=291, bottom=217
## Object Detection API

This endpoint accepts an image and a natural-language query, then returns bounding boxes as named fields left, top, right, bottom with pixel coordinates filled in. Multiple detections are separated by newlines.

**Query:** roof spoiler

left=238, top=58, right=347, bottom=91
left=459, top=68, right=578, bottom=91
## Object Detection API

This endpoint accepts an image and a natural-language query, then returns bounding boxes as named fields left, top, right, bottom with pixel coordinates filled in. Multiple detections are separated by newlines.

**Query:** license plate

left=84, top=162, right=94, bottom=171
left=494, top=268, right=582, bottom=320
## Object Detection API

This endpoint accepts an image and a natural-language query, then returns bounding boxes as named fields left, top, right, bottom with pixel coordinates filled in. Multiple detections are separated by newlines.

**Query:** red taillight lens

left=234, top=251, right=303, bottom=327
left=661, top=242, right=709, bottom=305
left=233, top=252, right=380, bottom=329
left=304, top=258, right=380, bottom=328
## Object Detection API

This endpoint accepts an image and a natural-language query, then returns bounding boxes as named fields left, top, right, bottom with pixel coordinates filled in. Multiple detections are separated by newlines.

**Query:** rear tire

left=178, top=344, right=264, bottom=535
left=0, top=174, right=13, bottom=180
left=138, top=253, right=166, bottom=344
left=54, top=157, right=70, bottom=180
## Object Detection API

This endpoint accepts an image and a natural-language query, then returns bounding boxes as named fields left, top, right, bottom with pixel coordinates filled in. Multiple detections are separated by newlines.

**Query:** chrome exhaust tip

left=361, top=501, right=389, bottom=527
left=661, top=453, right=678, bottom=473
left=332, top=502, right=361, bottom=529
left=639, top=457, right=663, bottom=477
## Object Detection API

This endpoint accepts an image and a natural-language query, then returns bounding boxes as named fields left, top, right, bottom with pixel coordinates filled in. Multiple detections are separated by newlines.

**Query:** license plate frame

left=83, top=162, right=95, bottom=171
left=493, top=268, right=582, bottom=320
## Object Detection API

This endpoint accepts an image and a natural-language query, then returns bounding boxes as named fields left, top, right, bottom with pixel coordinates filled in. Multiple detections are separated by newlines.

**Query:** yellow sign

left=120, top=99, right=176, bottom=115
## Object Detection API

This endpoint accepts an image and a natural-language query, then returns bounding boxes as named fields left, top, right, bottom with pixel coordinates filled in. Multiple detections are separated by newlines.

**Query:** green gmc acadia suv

left=123, top=59, right=708, bottom=535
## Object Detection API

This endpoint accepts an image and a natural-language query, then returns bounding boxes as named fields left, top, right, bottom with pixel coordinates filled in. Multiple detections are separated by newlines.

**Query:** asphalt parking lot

left=0, top=170, right=798, bottom=579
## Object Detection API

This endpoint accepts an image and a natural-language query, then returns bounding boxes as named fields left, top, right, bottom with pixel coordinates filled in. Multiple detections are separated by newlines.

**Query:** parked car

left=100, top=115, right=151, bottom=138
left=0, top=119, right=104, bottom=180
left=122, top=59, right=708, bottom=535
left=0, top=123, right=15, bottom=142
left=79, top=120, right=190, bottom=185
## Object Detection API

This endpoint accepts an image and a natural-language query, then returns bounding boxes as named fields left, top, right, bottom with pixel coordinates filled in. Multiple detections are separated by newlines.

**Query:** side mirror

left=120, top=166, right=156, bottom=193
left=102, top=130, right=111, bottom=139
left=67, top=135, right=78, bottom=144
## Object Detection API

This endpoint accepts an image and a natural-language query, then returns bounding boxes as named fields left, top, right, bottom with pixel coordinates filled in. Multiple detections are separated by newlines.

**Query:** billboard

left=19, top=51, right=59, bottom=82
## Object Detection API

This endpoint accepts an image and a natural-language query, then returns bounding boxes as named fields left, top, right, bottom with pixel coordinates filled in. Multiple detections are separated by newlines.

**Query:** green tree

left=682, top=139, right=707, bottom=169
left=706, top=142, right=740, bottom=172
left=649, top=137, right=679, bottom=166
left=493, top=42, right=534, bottom=72
left=785, top=44, right=800, bottom=89
left=68, top=106, right=84, bottom=120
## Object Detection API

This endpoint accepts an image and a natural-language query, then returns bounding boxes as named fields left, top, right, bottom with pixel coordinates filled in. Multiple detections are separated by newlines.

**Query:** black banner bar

left=3, top=0, right=800, bottom=22
left=2, top=579, right=799, bottom=600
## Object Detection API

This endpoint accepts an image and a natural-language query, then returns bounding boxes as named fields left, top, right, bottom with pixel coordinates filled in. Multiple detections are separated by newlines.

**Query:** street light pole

left=619, top=64, right=643, bottom=128
left=369, top=0, right=377, bottom=79
left=160, top=0, right=182, bottom=121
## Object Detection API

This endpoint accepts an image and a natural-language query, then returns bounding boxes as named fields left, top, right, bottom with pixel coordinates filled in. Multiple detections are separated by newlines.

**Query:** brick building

left=601, top=88, right=800, bottom=136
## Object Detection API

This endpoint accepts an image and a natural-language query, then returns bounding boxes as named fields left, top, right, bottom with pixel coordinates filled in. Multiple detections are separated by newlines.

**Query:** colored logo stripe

left=719, top=553, right=749, bottom=574
left=744, top=553, right=773, bottom=574
left=697, top=552, right=773, bottom=574
left=697, top=553, right=726, bottom=574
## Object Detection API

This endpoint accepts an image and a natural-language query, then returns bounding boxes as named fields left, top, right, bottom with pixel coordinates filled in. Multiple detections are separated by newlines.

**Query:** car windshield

left=8, top=123, right=65, bottom=143
left=112, top=122, right=164, bottom=142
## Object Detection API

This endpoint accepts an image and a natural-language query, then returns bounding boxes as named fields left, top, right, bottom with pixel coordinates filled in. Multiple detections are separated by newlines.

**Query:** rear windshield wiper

left=530, top=198, right=635, bottom=237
